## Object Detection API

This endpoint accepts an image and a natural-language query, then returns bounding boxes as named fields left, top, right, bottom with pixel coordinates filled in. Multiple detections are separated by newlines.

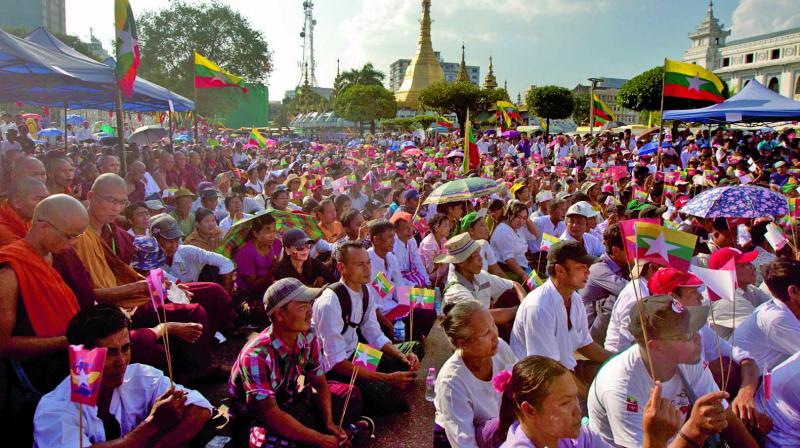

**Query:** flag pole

left=338, top=365, right=359, bottom=430
left=114, top=85, right=127, bottom=176
left=79, top=403, right=83, bottom=448
left=656, top=58, right=667, bottom=173
left=193, top=50, right=199, bottom=144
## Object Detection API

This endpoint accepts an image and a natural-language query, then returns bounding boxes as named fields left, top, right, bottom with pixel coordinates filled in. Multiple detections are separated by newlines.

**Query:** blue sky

left=66, top=0, right=800, bottom=101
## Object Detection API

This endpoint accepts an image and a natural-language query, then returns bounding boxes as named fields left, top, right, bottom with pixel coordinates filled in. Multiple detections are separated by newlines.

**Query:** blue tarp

left=662, top=80, right=800, bottom=124
left=0, top=27, right=193, bottom=111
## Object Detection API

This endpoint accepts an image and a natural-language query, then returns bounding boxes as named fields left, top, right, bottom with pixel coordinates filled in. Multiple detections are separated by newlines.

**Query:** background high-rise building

left=389, top=52, right=480, bottom=92
left=0, top=0, right=65, bottom=34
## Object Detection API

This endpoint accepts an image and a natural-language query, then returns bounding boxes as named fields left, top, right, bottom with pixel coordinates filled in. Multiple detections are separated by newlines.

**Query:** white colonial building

left=683, top=0, right=800, bottom=100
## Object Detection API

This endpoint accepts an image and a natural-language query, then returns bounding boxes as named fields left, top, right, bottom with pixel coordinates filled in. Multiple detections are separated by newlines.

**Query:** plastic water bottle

left=425, top=367, right=437, bottom=401
left=393, top=319, right=406, bottom=342
left=434, top=287, right=443, bottom=316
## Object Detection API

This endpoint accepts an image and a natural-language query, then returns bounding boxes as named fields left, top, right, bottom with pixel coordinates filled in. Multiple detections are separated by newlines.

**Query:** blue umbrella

left=37, top=127, right=64, bottom=137
left=681, top=185, right=788, bottom=218
left=400, top=140, right=415, bottom=148
left=66, top=115, right=85, bottom=125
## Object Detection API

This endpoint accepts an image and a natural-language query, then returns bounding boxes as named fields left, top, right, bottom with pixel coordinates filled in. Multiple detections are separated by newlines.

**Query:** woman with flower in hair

left=434, top=300, right=517, bottom=448
left=497, top=355, right=707, bottom=448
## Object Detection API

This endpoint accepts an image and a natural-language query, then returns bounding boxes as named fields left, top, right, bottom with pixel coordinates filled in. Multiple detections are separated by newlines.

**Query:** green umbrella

left=216, top=209, right=324, bottom=259
left=423, top=177, right=503, bottom=205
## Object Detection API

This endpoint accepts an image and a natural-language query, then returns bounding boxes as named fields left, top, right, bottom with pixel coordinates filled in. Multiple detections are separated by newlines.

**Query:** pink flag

left=69, top=345, right=107, bottom=406
left=147, top=268, right=166, bottom=309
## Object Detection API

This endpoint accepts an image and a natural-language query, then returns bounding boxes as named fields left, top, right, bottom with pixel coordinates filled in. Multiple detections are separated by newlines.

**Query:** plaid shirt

left=228, top=326, right=323, bottom=419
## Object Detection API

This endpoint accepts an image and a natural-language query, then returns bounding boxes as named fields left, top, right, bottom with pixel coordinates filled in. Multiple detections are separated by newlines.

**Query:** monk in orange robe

left=0, top=177, right=49, bottom=247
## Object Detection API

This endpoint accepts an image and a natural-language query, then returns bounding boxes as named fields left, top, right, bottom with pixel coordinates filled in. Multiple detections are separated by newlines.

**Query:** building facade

left=572, top=78, right=639, bottom=125
left=683, top=0, right=800, bottom=99
left=0, top=0, right=65, bottom=34
left=389, top=51, right=480, bottom=92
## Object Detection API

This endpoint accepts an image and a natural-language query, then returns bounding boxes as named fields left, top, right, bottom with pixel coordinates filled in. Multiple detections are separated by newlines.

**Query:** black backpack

left=327, top=282, right=370, bottom=335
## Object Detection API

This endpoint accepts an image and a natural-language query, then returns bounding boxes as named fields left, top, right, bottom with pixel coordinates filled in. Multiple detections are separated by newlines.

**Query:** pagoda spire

left=336, top=58, right=340, bottom=78
left=483, top=55, right=497, bottom=90
left=394, top=0, right=445, bottom=108
left=455, top=43, right=469, bottom=83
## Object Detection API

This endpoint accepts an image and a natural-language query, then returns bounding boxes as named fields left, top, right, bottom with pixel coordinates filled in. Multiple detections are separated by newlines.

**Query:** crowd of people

left=0, top=114, right=799, bottom=448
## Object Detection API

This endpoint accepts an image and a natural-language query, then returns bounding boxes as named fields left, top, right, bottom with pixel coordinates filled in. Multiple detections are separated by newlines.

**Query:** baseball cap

left=708, top=247, right=757, bottom=270
left=389, top=211, right=412, bottom=225
left=535, top=191, right=553, bottom=203
left=402, top=189, right=420, bottom=201
left=199, top=188, right=221, bottom=200
left=434, top=233, right=480, bottom=264
left=144, top=199, right=165, bottom=211
left=566, top=201, right=599, bottom=218
left=283, top=228, right=315, bottom=248
left=149, top=214, right=184, bottom=240
left=581, top=182, right=597, bottom=194
left=629, top=295, right=709, bottom=343
left=547, top=240, right=595, bottom=268
left=459, top=208, right=488, bottom=233
left=647, top=267, right=703, bottom=295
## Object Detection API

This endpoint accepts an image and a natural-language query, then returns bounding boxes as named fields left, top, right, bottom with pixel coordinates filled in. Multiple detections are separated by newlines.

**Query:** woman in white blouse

left=434, top=300, right=517, bottom=448
left=490, top=201, right=531, bottom=282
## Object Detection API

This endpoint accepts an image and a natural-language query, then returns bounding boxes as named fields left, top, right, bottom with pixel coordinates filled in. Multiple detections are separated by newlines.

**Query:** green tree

left=617, top=65, right=731, bottom=112
left=333, top=63, right=385, bottom=98
left=334, top=84, right=397, bottom=135
left=525, top=86, right=575, bottom=134
left=572, top=92, right=590, bottom=126
left=413, top=114, right=439, bottom=129
left=137, top=0, right=272, bottom=118
left=616, top=66, right=663, bottom=112
left=419, top=81, right=482, bottom=132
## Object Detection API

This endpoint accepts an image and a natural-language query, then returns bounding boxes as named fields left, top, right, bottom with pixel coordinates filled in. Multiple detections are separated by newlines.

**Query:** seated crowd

left=0, top=132, right=798, bottom=448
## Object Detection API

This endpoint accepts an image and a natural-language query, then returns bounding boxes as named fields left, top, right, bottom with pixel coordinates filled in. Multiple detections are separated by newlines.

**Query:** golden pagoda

left=483, top=56, right=498, bottom=90
left=395, top=0, right=445, bottom=109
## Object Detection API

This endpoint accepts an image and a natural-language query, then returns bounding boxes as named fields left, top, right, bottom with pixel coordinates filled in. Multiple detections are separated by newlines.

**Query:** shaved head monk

left=0, top=177, right=50, bottom=246
left=12, top=156, right=47, bottom=184
left=73, top=174, right=229, bottom=382
left=45, top=156, right=75, bottom=195
left=97, top=154, right=120, bottom=175
left=0, top=194, right=88, bottom=395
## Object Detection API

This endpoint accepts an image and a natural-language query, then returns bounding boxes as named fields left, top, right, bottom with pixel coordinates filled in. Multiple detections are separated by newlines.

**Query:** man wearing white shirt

left=75, top=120, right=94, bottom=142
left=605, top=260, right=657, bottom=353
left=531, top=199, right=567, bottom=250
left=510, top=241, right=612, bottom=389
left=367, top=219, right=435, bottom=342
left=589, top=295, right=758, bottom=448
left=560, top=201, right=605, bottom=258
left=756, top=351, right=800, bottom=447
left=390, top=212, right=429, bottom=287
left=734, top=259, right=800, bottom=372
left=476, top=133, right=491, bottom=155
left=312, top=241, right=422, bottom=416
left=34, top=305, right=212, bottom=447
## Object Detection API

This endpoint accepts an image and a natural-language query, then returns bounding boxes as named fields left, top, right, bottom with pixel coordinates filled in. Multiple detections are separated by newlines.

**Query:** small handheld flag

left=147, top=269, right=166, bottom=309
left=352, top=342, right=383, bottom=372
left=634, top=222, right=697, bottom=272
left=370, top=272, right=394, bottom=298
left=764, top=371, right=772, bottom=401
left=633, top=188, right=649, bottom=202
left=540, top=233, right=560, bottom=252
left=765, top=223, right=788, bottom=251
left=410, top=287, right=435, bottom=309
left=69, top=345, right=107, bottom=406
left=619, top=218, right=664, bottom=263
left=526, top=270, right=544, bottom=290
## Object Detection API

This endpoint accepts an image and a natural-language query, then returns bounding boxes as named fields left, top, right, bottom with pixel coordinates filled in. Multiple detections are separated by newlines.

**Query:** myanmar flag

left=437, top=115, right=453, bottom=129
left=114, top=0, right=140, bottom=97
left=195, top=52, right=247, bottom=93
left=592, top=95, right=615, bottom=127
left=663, top=59, right=725, bottom=107
left=497, top=100, right=521, bottom=128
left=634, top=222, right=698, bottom=272
left=249, top=127, right=266, bottom=148
left=463, top=110, right=479, bottom=174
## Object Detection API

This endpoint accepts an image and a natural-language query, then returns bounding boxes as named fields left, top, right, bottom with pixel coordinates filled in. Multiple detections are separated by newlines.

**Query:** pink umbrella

left=402, top=147, right=423, bottom=156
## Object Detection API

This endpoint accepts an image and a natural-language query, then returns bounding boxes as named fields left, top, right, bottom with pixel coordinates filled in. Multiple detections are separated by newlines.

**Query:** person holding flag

left=229, top=278, right=364, bottom=448
left=34, top=304, right=213, bottom=447
left=312, top=242, right=422, bottom=417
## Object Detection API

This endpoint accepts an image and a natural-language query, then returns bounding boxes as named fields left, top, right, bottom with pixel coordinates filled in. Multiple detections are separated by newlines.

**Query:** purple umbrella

left=501, top=130, right=520, bottom=139
left=446, top=150, right=464, bottom=158
left=680, top=185, right=788, bottom=218
left=482, top=129, right=497, bottom=136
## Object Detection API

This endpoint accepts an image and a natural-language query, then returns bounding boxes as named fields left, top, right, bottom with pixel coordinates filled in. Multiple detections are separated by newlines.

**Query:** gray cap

left=629, top=295, right=709, bottom=344
left=200, top=188, right=221, bottom=200
left=264, top=278, right=322, bottom=315
left=149, top=214, right=184, bottom=240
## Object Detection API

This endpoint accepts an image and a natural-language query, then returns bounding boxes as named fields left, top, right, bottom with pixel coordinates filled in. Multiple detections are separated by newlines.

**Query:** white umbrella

left=128, top=125, right=169, bottom=145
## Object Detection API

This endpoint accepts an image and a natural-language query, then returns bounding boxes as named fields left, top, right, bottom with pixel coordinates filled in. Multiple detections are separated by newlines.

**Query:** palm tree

left=333, top=63, right=386, bottom=98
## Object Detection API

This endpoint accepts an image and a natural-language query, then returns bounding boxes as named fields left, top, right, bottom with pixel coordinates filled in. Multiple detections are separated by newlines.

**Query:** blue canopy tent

left=0, top=27, right=193, bottom=111
left=662, top=80, right=800, bottom=124
left=24, top=27, right=194, bottom=112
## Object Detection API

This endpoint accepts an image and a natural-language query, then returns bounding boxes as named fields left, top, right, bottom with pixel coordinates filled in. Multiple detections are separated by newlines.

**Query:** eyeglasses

left=99, top=195, right=130, bottom=208
left=39, top=219, right=85, bottom=241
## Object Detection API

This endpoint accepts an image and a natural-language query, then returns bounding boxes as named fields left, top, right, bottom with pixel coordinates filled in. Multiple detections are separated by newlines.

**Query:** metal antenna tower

left=299, top=1, right=317, bottom=87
